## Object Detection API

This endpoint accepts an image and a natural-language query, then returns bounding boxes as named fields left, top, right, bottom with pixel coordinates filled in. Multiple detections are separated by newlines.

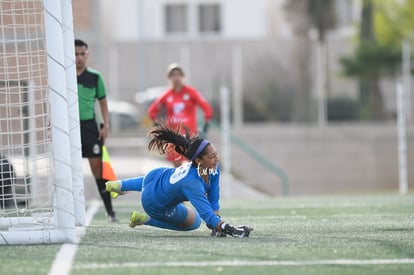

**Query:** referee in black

left=75, top=39, right=117, bottom=222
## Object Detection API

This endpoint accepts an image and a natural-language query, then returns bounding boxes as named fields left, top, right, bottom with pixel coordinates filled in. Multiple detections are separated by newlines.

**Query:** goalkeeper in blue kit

left=106, top=122, right=253, bottom=237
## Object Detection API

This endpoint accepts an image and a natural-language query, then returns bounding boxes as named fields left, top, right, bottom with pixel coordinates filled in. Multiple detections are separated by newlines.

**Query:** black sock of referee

left=96, top=178, right=114, bottom=216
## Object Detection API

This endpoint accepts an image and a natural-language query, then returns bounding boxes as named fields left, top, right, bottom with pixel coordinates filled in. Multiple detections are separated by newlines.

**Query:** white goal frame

left=0, top=0, right=84, bottom=245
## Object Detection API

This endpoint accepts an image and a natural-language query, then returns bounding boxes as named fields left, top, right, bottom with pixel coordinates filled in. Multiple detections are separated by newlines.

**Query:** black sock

left=96, top=178, right=114, bottom=215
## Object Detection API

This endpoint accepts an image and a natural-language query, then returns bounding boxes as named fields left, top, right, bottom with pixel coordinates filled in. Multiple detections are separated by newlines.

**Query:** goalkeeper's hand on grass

left=210, top=228, right=227, bottom=237
left=221, top=223, right=253, bottom=238
left=206, top=215, right=227, bottom=237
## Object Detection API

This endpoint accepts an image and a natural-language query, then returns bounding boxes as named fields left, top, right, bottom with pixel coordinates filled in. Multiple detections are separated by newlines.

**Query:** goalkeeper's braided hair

left=148, top=121, right=210, bottom=162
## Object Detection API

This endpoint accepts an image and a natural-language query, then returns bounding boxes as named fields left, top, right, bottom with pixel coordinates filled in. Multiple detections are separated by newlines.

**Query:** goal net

left=0, top=0, right=84, bottom=244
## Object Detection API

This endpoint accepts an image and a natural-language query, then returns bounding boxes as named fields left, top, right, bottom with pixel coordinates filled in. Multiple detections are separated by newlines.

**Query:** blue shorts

left=141, top=168, right=192, bottom=225
left=144, top=200, right=190, bottom=225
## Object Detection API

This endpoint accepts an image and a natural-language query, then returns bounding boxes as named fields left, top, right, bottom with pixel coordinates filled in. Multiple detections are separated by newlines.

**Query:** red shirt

left=148, top=85, right=213, bottom=134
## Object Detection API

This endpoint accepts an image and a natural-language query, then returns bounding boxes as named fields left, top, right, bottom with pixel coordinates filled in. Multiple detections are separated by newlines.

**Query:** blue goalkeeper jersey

left=138, top=162, right=221, bottom=228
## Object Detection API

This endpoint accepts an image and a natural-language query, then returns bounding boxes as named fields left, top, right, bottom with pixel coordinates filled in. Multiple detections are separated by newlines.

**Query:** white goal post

left=0, top=0, right=84, bottom=244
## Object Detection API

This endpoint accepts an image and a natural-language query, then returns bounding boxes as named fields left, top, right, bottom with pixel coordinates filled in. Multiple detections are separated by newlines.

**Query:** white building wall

left=222, top=0, right=269, bottom=39
left=140, top=0, right=163, bottom=40
left=102, top=0, right=274, bottom=41
left=113, top=0, right=139, bottom=40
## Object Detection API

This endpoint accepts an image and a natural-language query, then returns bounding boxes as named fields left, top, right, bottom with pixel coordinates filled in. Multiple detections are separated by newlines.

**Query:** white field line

left=74, top=258, right=414, bottom=269
left=48, top=200, right=100, bottom=275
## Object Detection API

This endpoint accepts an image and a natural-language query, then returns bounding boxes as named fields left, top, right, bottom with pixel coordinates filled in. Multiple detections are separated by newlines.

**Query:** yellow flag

left=102, top=145, right=117, bottom=181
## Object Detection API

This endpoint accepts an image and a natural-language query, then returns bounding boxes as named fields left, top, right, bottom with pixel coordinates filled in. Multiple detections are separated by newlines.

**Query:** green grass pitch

left=0, top=194, right=413, bottom=275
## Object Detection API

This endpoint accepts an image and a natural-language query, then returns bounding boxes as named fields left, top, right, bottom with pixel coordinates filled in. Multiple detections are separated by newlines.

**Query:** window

left=165, top=4, right=188, bottom=34
left=198, top=4, right=221, bottom=33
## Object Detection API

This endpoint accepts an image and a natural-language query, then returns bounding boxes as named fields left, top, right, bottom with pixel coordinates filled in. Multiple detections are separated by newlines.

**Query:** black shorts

left=80, top=119, right=102, bottom=158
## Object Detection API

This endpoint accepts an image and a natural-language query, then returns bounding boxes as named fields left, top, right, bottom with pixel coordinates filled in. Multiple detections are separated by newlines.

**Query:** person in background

left=148, top=64, right=214, bottom=167
left=75, top=39, right=117, bottom=222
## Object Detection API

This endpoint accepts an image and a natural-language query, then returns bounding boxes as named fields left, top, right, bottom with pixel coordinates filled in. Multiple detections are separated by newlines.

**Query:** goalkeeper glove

left=105, top=180, right=125, bottom=199
left=110, top=192, right=119, bottom=199
left=206, top=215, right=227, bottom=237
left=221, top=223, right=253, bottom=237
left=210, top=228, right=227, bottom=238
left=106, top=180, right=121, bottom=192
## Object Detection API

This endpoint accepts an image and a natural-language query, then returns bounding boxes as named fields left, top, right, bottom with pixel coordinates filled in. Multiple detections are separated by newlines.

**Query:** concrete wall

left=209, top=122, right=414, bottom=196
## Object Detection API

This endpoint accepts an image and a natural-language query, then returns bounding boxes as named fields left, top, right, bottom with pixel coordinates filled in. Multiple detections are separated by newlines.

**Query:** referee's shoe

left=107, top=212, right=119, bottom=223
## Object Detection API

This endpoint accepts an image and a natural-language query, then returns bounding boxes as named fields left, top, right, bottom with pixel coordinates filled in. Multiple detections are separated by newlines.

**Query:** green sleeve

left=96, top=74, right=106, bottom=99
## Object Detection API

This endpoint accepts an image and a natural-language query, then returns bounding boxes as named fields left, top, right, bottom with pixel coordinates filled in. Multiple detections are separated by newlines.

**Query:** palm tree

left=285, top=0, right=336, bottom=125
left=341, top=0, right=402, bottom=119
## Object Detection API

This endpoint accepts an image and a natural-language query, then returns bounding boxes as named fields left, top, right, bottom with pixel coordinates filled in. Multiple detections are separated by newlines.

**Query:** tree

left=285, top=0, right=336, bottom=42
left=285, top=0, right=336, bottom=124
left=307, top=0, right=336, bottom=43
left=340, top=41, right=401, bottom=119
left=374, top=0, right=414, bottom=47
left=341, top=0, right=414, bottom=119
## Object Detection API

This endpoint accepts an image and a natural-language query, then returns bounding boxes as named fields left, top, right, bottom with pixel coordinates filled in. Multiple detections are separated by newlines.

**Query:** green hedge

left=327, top=97, right=360, bottom=121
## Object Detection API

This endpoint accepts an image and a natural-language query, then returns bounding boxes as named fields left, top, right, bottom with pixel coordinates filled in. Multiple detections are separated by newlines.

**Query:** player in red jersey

left=148, top=64, right=214, bottom=167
